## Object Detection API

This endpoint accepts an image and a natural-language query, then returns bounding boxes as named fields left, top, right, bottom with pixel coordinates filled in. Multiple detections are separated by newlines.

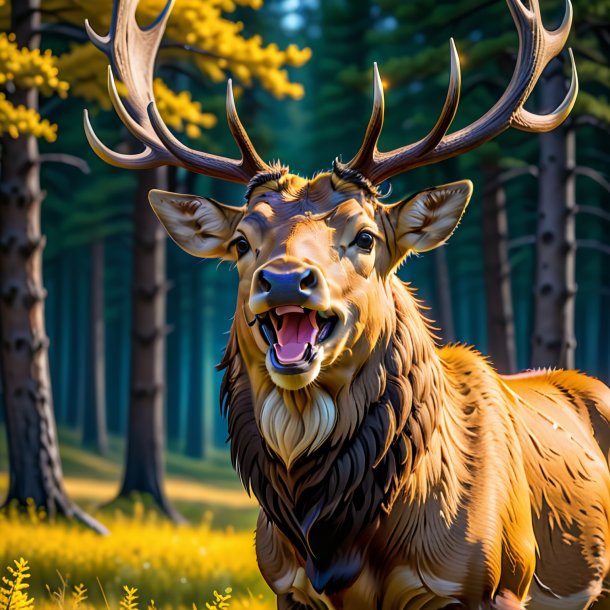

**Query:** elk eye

left=354, top=230, right=375, bottom=252
left=233, top=237, right=250, bottom=258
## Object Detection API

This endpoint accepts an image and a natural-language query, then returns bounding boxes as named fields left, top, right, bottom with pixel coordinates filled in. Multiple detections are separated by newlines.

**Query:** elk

left=85, top=1, right=610, bottom=608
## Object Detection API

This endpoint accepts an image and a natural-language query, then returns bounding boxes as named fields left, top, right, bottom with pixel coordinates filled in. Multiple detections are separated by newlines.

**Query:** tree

left=118, top=166, right=180, bottom=517
left=481, top=163, right=538, bottom=374
left=531, top=1, right=610, bottom=369
left=530, top=59, right=577, bottom=369
left=0, top=0, right=105, bottom=532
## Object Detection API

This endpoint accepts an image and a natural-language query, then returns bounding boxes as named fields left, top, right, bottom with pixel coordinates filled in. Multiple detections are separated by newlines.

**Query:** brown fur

left=154, top=171, right=610, bottom=609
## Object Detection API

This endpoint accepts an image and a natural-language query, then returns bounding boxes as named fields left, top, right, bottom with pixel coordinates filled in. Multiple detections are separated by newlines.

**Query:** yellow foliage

left=0, top=33, right=69, bottom=97
left=201, top=587, right=231, bottom=610
left=0, top=507, right=274, bottom=610
left=72, top=584, right=88, bottom=609
left=0, top=0, right=309, bottom=143
left=0, top=558, right=35, bottom=610
left=45, top=573, right=88, bottom=610
left=0, top=93, right=57, bottom=141
left=1, top=557, right=274, bottom=610
left=46, top=0, right=310, bottom=101
left=119, top=587, right=138, bottom=610
left=56, top=44, right=217, bottom=137
left=0, top=28, right=65, bottom=142
left=153, top=79, right=217, bottom=138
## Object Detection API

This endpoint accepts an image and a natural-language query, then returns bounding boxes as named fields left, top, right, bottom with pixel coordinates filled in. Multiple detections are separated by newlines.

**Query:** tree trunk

left=531, top=59, right=576, bottom=369
left=74, top=256, right=89, bottom=429
left=0, top=0, right=105, bottom=533
left=117, top=166, right=183, bottom=521
left=165, top=258, right=186, bottom=450
left=433, top=247, right=455, bottom=344
left=82, top=239, right=108, bottom=454
left=481, top=164, right=517, bottom=374
left=185, top=269, right=204, bottom=458
left=56, top=252, right=72, bottom=425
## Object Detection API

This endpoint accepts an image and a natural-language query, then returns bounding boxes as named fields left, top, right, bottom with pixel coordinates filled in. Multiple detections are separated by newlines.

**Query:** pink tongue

left=274, top=309, right=318, bottom=364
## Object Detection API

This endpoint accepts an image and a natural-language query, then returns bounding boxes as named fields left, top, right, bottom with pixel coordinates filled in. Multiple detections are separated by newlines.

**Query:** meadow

left=0, top=429, right=275, bottom=610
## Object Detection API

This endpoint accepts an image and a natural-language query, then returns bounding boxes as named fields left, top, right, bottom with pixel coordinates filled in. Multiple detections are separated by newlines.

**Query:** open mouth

left=257, top=306, right=338, bottom=374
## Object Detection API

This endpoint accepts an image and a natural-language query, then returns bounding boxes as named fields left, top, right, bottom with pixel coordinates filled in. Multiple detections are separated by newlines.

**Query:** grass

left=0, top=514, right=274, bottom=609
left=0, top=427, right=273, bottom=609
left=0, top=426, right=258, bottom=528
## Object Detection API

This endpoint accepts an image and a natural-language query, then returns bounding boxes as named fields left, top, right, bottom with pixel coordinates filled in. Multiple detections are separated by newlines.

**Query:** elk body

left=85, top=1, right=610, bottom=608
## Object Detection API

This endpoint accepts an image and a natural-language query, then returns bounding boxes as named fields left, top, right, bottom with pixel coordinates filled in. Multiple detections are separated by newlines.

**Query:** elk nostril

left=300, top=269, right=317, bottom=290
left=259, top=271, right=272, bottom=293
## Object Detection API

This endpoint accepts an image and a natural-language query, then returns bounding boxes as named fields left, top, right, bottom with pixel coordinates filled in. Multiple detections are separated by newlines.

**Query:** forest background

left=0, top=0, right=608, bottom=608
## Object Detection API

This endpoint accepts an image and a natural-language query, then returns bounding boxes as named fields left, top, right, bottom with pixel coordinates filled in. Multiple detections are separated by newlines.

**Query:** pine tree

left=0, top=0, right=105, bottom=532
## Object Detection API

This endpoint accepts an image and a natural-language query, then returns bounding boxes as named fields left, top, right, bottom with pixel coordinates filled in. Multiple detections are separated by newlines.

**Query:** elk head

left=85, top=0, right=577, bottom=460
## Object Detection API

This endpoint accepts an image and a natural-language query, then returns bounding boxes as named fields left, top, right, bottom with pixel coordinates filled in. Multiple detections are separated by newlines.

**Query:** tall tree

left=481, top=164, right=515, bottom=373
left=530, top=60, right=577, bottom=369
left=0, top=0, right=104, bottom=532
left=117, top=166, right=179, bottom=517
left=82, top=238, right=108, bottom=454
left=530, top=0, right=610, bottom=369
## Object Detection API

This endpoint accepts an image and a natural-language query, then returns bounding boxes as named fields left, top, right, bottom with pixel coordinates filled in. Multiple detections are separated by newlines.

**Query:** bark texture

left=531, top=59, right=576, bottom=369
left=0, top=0, right=105, bottom=533
left=481, top=164, right=517, bottom=374
left=82, top=239, right=108, bottom=453
left=185, top=269, right=205, bottom=458
left=118, top=166, right=182, bottom=521
left=434, top=247, right=455, bottom=344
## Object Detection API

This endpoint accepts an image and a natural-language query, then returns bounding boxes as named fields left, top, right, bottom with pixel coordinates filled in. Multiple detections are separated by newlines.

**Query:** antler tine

left=226, top=80, right=273, bottom=176
left=146, top=100, right=254, bottom=183
left=411, top=38, right=461, bottom=157
left=84, top=109, right=169, bottom=169
left=84, top=0, right=176, bottom=170
left=347, top=0, right=577, bottom=186
left=344, top=63, right=385, bottom=172
left=344, top=39, right=461, bottom=182
left=84, top=0, right=269, bottom=183
left=514, top=49, right=578, bottom=132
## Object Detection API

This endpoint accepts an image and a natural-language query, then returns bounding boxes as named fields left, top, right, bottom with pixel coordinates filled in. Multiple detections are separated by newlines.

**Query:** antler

left=83, top=0, right=272, bottom=184
left=343, top=0, right=578, bottom=186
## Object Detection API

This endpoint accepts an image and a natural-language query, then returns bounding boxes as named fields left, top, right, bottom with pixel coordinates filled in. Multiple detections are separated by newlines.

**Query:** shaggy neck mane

left=219, top=279, right=450, bottom=593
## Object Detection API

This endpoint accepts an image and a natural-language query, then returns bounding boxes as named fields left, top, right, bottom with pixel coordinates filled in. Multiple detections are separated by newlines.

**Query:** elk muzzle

left=250, top=261, right=330, bottom=315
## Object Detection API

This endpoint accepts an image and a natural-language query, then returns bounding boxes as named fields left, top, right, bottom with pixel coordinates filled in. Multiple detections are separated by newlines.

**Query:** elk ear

left=390, top=180, right=472, bottom=256
left=149, top=190, right=244, bottom=259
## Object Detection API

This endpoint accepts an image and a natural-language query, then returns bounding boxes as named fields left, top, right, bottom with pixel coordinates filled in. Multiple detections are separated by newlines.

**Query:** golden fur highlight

left=220, top=270, right=610, bottom=609
left=157, top=171, right=610, bottom=610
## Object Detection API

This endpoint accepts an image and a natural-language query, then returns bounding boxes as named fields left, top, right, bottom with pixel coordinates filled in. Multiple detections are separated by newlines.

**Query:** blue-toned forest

left=0, top=0, right=608, bottom=608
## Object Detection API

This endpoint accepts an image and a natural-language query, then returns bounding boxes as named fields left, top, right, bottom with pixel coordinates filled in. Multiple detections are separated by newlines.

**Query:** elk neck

left=219, top=274, right=467, bottom=593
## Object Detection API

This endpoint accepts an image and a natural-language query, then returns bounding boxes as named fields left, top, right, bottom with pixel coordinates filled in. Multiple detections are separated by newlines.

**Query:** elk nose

left=258, top=268, right=317, bottom=293
left=250, top=264, right=330, bottom=315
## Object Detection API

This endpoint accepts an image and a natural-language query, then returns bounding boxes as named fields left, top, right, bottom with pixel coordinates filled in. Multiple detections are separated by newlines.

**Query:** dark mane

left=244, top=164, right=289, bottom=200
left=218, top=281, right=443, bottom=594
left=332, top=160, right=380, bottom=198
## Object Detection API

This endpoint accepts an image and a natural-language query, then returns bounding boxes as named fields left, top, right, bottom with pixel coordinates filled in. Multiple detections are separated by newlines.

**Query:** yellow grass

left=0, top=506, right=274, bottom=610
left=61, top=478, right=256, bottom=510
